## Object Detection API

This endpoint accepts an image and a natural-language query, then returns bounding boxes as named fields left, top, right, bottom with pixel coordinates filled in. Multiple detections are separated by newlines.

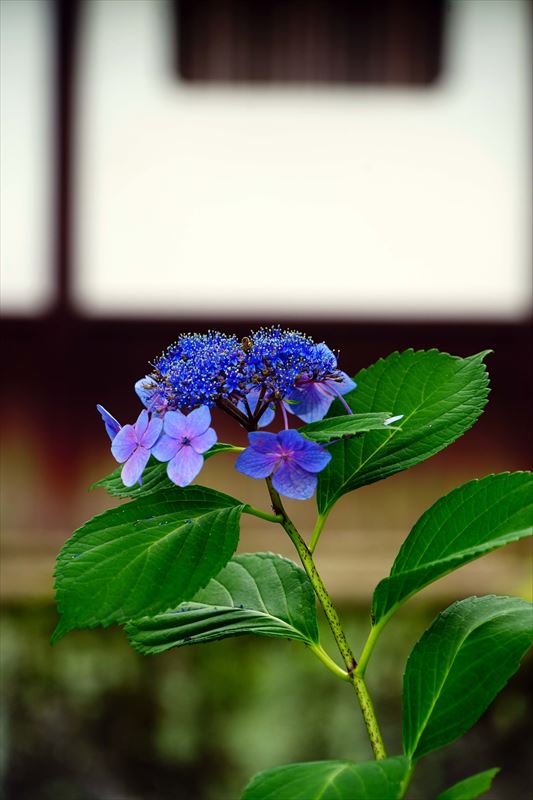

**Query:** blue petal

left=134, top=410, right=150, bottom=440
left=235, top=447, right=278, bottom=479
left=247, top=431, right=279, bottom=454
left=184, top=405, right=211, bottom=438
left=164, top=410, right=188, bottom=439
left=281, top=434, right=332, bottom=473
left=276, top=429, right=308, bottom=450
left=111, top=424, right=137, bottom=463
left=141, top=415, right=164, bottom=448
left=135, top=375, right=168, bottom=413
left=257, top=404, right=275, bottom=428
left=327, top=372, right=356, bottom=396
left=236, top=389, right=276, bottom=428
left=152, top=433, right=180, bottom=462
left=285, top=384, right=333, bottom=423
left=96, top=404, right=121, bottom=441
left=272, top=462, right=317, bottom=500
left=191, top=427, right=217, bottom=454
left=121, top=446, right=150, bottom=487
left=135, top=375, right=155, bottom=408
left=167, top=446, right=204, bottom=487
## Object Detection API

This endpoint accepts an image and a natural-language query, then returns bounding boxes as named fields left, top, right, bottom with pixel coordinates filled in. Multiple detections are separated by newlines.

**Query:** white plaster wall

left=1, top=0, right=53, bottom=314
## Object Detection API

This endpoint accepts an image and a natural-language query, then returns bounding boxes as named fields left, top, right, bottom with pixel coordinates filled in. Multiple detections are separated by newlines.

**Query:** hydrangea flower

left=242, top=327, right=336, bottom=405
left=284, top=344, right=356, bottom=423
left=154, top=332, right=246, bottom=411
left=152, top=406, right=217, bottom=487
left=111, top=410, right=163, bottom=487
left=98, top=327, right=357, bottom=492
left=143, top=328, right=353, bottom=430
left=96, top=404, right=121, bottom=440
left=235, top=429, right=332, bottom=500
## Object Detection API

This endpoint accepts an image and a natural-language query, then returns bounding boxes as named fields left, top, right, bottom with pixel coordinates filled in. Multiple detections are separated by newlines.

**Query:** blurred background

left=1, top=1, right=532, bottom=798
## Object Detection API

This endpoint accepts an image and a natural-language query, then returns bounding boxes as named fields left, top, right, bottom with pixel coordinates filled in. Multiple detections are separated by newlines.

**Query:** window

left=176, top=0, right=444, bottom=84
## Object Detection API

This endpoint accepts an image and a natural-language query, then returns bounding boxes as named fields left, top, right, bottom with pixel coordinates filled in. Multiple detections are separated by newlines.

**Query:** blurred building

left=1, top=0, right=531, bottom=597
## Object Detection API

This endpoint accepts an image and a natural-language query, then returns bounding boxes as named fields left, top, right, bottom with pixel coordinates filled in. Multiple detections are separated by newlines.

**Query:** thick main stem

left=265, top=478, right=386, bottom=760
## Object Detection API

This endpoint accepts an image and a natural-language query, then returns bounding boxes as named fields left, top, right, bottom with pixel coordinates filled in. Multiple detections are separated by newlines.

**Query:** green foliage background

left=2, top=604, right=530, bottom=800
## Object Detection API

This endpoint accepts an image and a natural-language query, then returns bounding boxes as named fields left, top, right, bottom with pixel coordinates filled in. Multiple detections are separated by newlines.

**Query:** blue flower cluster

left=243, top=327, right=337, bottom=402
left=153, top=331, right=245, bottom=411
left=97, top=327, right=356, bottom=499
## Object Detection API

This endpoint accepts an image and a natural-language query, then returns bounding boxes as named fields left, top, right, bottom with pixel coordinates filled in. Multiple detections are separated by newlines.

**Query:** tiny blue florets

left=137, top=327, right=351, bottom=421
left=243, top=327, right=338, bottom=402
left=153, top=331, right=246, bottom=411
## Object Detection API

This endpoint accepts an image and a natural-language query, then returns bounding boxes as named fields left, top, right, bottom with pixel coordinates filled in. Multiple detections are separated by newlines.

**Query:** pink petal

left=140, top=415, right=163, bottom=448
left=121, top=446, right=150, bottom=487
left=164, top=410, right=188, bottom=440
left=166, top=445, right=204, bottom=487
left=191, top=427, right=217, bottom=454
left=184, top=405, right=211, bottom=438
left=111, top=425, right=138, bottom=463
left=134, top=409, right=150, bottom=440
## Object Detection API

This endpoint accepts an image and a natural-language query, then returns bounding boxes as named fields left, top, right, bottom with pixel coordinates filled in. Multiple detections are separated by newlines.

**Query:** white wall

left=2, top=0, right=530, bottom=319
left=1, top=0, right=53, bottom=314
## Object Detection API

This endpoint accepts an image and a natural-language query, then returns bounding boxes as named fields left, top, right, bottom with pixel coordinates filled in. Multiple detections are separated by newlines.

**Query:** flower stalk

left=265, top=477, right=387, bottom=760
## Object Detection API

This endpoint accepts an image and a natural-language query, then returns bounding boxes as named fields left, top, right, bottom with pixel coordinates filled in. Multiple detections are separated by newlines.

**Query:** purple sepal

left=167, top=447, right=204, bottom=487
left=272, top=461, right=317, bottom=500
left=151, top=405, right=217, bottom=488
left=285, top=371, right=356, bottom=423
left=235, top=428, right=331, bottom=500
left=110, top=410, right=163, bottom=487
left=97, top=404, right=121, bottom=441
left=235, top=447, right=278, bottom=479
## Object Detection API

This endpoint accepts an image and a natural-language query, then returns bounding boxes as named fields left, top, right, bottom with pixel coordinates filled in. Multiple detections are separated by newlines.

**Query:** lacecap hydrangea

left=97, top=327, right=356, bottom=500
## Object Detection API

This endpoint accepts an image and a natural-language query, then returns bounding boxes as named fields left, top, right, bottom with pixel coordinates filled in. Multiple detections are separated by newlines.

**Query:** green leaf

left=317, top=350, right=490, bottom=515
left=92, top=443, right=238, bottom=499
left=373, top=472, right=533, bottom=624
left=403, top=595, right=533, bottom=760
left=299, top=412, right=398, bottom=442
left=437, top=768, right=500, bottom=800
left=126, top=552, right=319, bottom=653
left=92, top=458, right=167, bottom=499
left=241, top=756, right=411, bottom=800
left=52, top=486, right=246, bottom=641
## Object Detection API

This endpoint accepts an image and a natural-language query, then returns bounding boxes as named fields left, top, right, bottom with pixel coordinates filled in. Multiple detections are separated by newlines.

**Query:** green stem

left=356, top=616, right=389, bottom=678
left=243, top=505, right=283, bottom=524
left=351, top=675, right=387, bottom=762
left=400, top=762, right=416, bottom=799
left=265, top=479, right=356, bottom=671
left=308, top=643, right=350, bottom=682
left=309, top=511, right=329, bottom=553
left=265, top=478, right=386, bottom=760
